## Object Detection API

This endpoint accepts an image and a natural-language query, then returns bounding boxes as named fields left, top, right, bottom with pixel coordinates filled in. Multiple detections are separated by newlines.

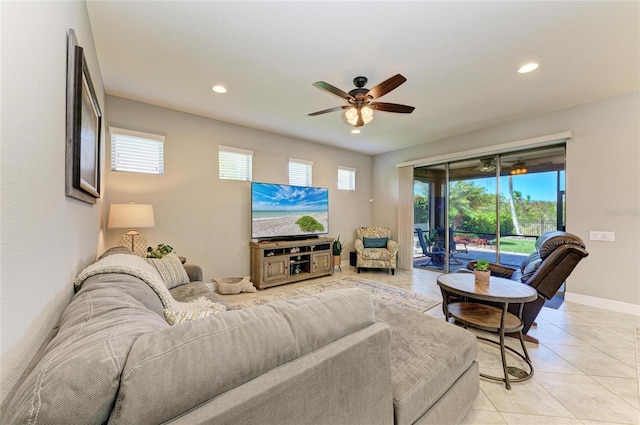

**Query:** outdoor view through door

left=413, top=145, right=566, bottom=274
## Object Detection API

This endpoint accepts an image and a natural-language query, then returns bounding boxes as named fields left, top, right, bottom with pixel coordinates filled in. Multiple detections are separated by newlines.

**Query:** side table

left=437, top=273, right=537, bottom=389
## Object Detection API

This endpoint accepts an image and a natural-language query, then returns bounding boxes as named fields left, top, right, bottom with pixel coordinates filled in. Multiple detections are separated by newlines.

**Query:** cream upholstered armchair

left=354, top=227, right=399, bottom=275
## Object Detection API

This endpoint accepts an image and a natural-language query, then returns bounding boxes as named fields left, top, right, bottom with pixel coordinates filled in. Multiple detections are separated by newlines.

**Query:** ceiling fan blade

left=308, top=105, right=349, bottom=116
left=370, top=102, right=415, bottom=113
left=312, top=81, right=354, bottom=101
left=366, top=74, right=407, bottom=100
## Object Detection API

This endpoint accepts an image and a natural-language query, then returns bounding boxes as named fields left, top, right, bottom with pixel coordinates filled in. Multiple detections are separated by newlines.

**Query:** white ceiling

left=86, top=1, right=640, bottom=155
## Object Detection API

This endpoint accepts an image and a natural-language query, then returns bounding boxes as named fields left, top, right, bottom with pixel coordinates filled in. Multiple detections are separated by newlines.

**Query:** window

left=288, top=158, right=313, bottom=186
left=219, top=145, right=253, bottom=181
left=110, top=127, right=164, bottom=175
left=338, top=166, right=356, bottom=191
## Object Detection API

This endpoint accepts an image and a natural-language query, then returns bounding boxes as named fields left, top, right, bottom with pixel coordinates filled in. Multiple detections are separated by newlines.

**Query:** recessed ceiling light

left=211, top=84, right=227, bottom=94
left=351, top=128, right=361, bottom=134
left=517, top=63, right=539, bottom=74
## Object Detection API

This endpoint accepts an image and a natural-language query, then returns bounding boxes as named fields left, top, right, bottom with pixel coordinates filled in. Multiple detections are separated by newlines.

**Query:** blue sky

left=474, top=171, right=564, bottom=202
left=415, top=170, right=564, bottom=202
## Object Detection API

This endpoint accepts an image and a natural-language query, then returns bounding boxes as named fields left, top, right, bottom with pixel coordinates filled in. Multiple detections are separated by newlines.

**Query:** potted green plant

left=146, top=243, right=173, bottom=258
left=474, top=259, right=490, bottom=286
left=332, top=236, right=343, bottom=268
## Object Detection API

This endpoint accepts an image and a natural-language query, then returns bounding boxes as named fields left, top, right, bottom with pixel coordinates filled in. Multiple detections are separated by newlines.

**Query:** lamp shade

left=344, top=106, right=374, bottom=126
left=107, top=203, right=155, bottom=229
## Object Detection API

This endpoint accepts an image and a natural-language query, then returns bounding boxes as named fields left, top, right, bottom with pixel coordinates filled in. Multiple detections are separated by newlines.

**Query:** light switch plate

left=589, top=231, right=615, bottom=242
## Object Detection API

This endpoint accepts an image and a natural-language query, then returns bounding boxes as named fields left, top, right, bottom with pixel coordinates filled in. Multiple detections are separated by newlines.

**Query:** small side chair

left=354, top=227, right=399, bottom=275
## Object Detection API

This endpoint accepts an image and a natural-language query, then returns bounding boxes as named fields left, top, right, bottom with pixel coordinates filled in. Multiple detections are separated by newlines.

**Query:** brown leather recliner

left=460, top=231, right=589, bottom=342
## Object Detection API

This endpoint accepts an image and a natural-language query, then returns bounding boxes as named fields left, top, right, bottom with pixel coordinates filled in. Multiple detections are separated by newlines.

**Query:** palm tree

left=508, top=176, right=521, bottom=235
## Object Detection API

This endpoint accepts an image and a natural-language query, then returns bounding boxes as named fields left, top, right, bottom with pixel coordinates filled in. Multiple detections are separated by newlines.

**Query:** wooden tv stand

left=250, top=237, right=334, bottom=290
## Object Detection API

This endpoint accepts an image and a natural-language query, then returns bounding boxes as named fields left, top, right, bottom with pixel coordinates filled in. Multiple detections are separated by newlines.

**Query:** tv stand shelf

left=250, top=237, right=334, bottom=290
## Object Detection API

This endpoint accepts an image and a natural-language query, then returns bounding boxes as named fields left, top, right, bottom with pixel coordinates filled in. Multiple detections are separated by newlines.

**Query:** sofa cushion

left=373, top=301, right=477, bottom=425
left=109, top=288, right=375, bottom=424
left=145, top=252, right=190, bottom=288
left=85, top=272, right=166, bottom=316
left=2, top=279, right=168, bottom=424
left=360, top=248, right=393, bottom=261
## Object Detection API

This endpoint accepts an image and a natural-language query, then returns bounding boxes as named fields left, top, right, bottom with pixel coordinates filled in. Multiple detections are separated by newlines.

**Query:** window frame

left=337, top=166, right=356, bottom=191
left=218, top=145, right=254, bottom=181
left=109, top=126, right=165, bottom=175
left=288, top=158, right=313, bottom=187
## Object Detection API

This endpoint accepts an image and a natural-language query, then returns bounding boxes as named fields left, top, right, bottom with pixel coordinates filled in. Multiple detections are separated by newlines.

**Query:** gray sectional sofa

left=2, top=247, right=478, bottom=424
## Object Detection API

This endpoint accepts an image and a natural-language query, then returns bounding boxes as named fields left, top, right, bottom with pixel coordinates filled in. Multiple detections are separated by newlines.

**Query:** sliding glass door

left=413, top=145, right=566, bottom=273
left=448, top=157, right=499, bottom=271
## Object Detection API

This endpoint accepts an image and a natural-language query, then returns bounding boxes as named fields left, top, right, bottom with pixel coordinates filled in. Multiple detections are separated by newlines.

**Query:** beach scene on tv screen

left=252, top=184, right=329, bottom=238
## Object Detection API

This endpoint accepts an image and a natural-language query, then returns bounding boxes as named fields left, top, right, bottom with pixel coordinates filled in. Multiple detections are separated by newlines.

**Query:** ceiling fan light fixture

left=344, top=107, right=358, bottom=124
left=361, top=106, right=374, bottom=123
left=344, top=106, right=374, bottom=126
left=510, top=161, right=528, bottom=175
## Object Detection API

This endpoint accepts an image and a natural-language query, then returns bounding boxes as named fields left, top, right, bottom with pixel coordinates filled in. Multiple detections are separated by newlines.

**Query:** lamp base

left=118, top=233, right=148, bottom=257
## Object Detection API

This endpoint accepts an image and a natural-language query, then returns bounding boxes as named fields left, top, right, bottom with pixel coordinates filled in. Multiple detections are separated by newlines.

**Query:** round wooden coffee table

left=437, top=273, right=538, bottom=390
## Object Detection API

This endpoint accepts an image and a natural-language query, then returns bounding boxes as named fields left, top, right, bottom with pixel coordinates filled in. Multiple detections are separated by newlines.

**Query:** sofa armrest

left=354, top=238, right=364, bottom=253
left=111, top=288, right=377, bottom=424
left=183, top=263, right=203, bottom=282
left=387, top=239, right=399, bottom=255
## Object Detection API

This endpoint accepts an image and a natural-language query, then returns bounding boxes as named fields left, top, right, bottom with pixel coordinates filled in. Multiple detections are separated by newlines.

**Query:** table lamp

left=107, top=202, right=155, bottom=256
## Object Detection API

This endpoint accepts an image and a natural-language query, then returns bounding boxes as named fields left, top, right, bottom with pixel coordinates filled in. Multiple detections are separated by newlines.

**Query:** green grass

left=498, top=237, right=536, bottom=254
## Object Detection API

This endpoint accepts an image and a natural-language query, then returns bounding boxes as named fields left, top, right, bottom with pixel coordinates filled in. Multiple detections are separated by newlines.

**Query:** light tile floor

left=226, top=266, right=640, bottom=425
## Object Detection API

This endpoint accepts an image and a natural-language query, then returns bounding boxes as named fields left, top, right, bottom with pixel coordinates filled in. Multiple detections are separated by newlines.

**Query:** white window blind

left=219, top=145, right=253, bottom=181
left=288, top=158, right=313, bottom=186
left=338, top=166, right=356, bottom=191
left=110, top=127, right=164, bottom=175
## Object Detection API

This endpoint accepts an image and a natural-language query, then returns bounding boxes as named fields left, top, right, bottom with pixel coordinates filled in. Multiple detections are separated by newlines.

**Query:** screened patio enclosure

left=413, top=145, right=566, bottom=273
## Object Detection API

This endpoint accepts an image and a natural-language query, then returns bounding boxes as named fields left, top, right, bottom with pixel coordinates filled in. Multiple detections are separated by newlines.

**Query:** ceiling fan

left=475, top=158, right=496, bottom=172
left=308, top=74, right=415, bottom=127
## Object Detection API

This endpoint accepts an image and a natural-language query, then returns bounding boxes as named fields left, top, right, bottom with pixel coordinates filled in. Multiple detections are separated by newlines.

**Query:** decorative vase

left=474, top=270, right=490, bottom=286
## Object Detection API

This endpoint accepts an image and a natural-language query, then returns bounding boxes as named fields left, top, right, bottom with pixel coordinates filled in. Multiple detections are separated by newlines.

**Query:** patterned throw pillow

left=363, top=237, right=388, bottom=248
left=146, top=253, right=190, bottom=289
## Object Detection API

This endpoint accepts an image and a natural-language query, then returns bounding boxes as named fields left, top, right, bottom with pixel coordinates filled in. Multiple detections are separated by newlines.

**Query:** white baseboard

left=564, top=292, right=640, bottom=316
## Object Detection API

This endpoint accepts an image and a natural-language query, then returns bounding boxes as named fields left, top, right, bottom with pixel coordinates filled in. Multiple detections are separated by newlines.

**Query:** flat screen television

left=251, top=182, right=329, bottom=240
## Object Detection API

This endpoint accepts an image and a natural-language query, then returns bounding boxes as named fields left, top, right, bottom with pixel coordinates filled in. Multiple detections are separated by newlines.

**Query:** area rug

left=228, top=276, right=440, bottom=313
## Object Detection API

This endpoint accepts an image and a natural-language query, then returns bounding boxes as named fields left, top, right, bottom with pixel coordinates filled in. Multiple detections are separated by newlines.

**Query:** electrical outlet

left=589, top=231, right=615, bottom=242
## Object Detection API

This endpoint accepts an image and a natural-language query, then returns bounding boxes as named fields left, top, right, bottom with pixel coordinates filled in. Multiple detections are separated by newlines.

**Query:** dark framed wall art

left=65, top=29, right=102, bottom=204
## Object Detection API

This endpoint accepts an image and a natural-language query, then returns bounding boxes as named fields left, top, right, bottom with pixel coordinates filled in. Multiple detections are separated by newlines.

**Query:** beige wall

left=0, top=1, right=105, bottom=404
left=372, top=92, right=640, bottom=308
left=104, top=96, right=373, bottom=281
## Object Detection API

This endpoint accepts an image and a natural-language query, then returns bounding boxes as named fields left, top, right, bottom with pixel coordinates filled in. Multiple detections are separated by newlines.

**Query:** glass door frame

left=413, top=144, right=566, bottom=273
